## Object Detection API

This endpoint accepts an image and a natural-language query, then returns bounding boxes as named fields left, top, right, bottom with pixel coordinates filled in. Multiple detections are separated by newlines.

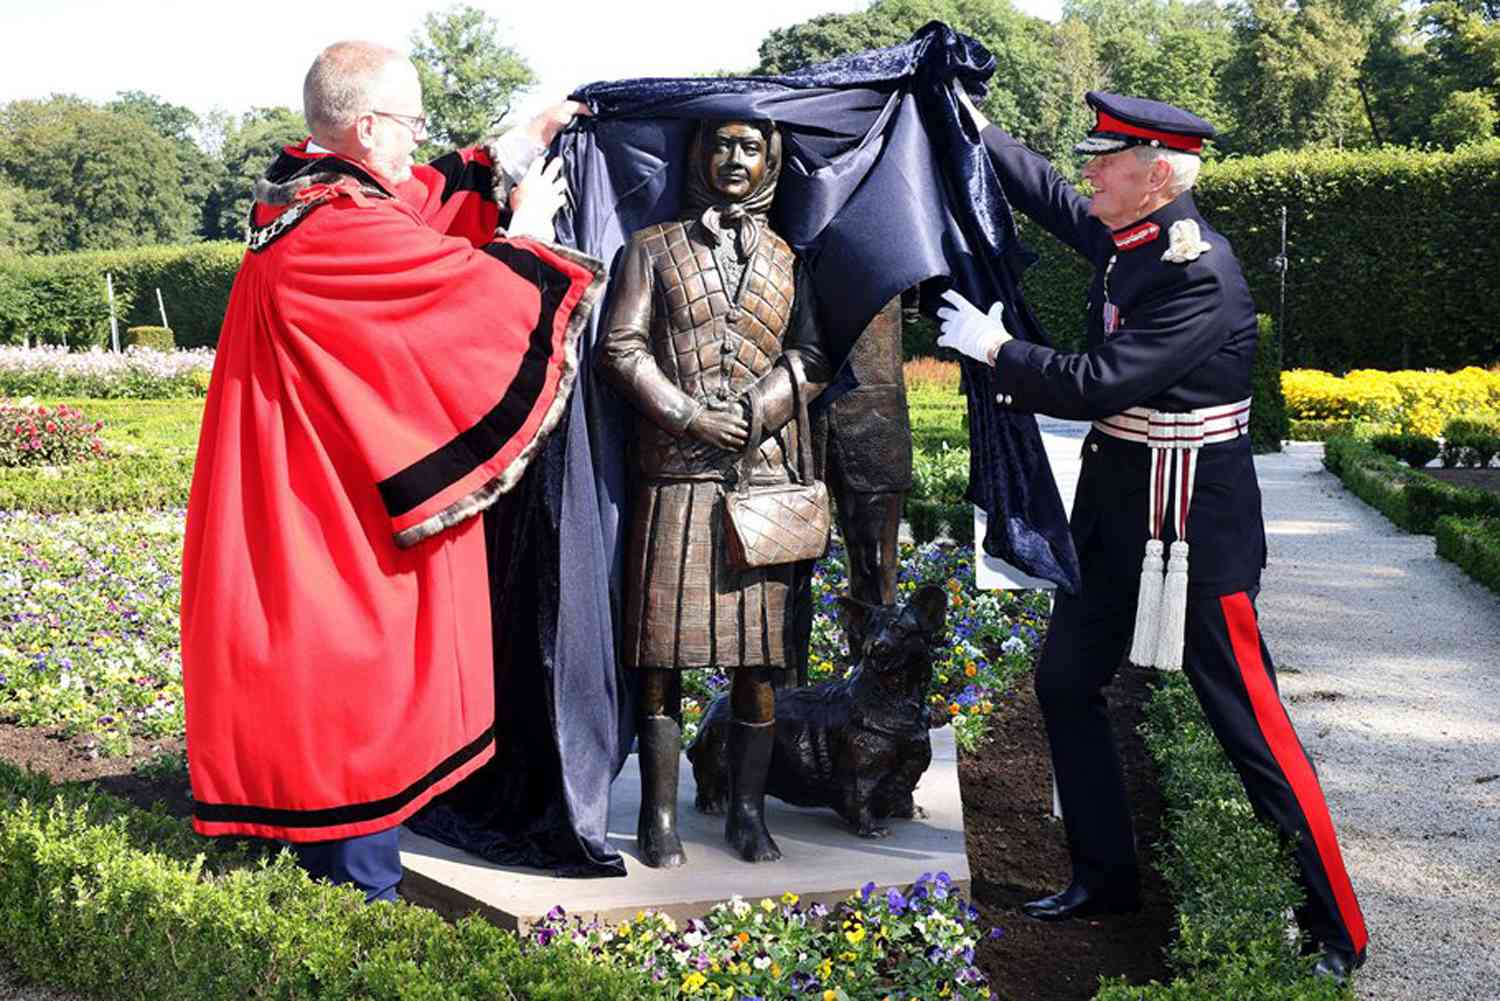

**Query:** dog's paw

left=906, top=803, right=929, bottom=820
left=856, top=824, right=892, bottom=839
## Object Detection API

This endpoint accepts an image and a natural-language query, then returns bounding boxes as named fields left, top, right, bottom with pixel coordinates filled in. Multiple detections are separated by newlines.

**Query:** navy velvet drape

left=409, top=21, right=1079, bottom=878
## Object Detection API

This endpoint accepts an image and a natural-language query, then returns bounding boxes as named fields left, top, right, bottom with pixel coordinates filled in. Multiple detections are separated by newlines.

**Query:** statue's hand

left=508, top=157, right=567, bottom=239
left=686, top=406, right=750, bottom=452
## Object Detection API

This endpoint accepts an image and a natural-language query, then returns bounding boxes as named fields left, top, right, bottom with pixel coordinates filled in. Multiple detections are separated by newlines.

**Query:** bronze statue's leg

left=836, top=488, right=904, bottom=607
left=725, top=667, right=782, bottom=863
left=639, top=667, right=683, bottom=722
left=834, top=486, right=904, bottom=656
left=637, top=667, right=686, bottom=868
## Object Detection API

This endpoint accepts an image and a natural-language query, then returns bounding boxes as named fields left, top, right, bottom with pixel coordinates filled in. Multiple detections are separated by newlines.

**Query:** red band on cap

left=1095, top=111, right=1204, bottom=154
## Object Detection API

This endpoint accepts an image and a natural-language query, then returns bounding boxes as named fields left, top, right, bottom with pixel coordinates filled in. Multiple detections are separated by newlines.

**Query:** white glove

left=936, top=289, right=1010, bottom=364
left=508, top=157, right=568, bottom=239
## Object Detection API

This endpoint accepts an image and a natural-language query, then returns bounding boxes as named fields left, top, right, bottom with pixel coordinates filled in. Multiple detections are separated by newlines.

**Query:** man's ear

left=1149, top=155, right=1174, bottom=194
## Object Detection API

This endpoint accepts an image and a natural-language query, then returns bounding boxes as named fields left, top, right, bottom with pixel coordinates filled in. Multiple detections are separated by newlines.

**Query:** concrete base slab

left=399, top=727, right=968, bottom=930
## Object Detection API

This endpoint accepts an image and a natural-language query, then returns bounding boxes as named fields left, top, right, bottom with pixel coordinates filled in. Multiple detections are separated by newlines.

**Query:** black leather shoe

left=1312, top=946, right=1364, bottom=984
left=1021, top=881, right=1140, bottom=921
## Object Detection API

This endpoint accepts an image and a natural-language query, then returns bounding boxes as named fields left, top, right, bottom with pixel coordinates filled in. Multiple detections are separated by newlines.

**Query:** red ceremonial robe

left=182, top=141, right=604, bottom=842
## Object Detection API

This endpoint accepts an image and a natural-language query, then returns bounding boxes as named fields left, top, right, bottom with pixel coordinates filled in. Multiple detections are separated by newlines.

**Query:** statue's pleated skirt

left=622, top=479, right=795, bottom=669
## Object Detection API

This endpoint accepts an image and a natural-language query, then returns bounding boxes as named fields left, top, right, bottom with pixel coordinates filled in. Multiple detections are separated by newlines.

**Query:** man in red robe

left=181, top=40, right=604, bottom=900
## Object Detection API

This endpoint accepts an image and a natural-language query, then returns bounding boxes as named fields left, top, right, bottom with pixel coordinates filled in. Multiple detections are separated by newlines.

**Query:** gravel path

left=1255, top=442, right=1500, bottom=1001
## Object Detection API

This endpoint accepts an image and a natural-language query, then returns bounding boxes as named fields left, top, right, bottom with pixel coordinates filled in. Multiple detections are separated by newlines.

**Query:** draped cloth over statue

left=407, top=21, right=1081, bottom=876
left=560, top=21, right=1080, bottom=603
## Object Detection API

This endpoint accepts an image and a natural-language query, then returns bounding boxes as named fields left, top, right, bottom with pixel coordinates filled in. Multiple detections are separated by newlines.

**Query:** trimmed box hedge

left=1435, top=516, right=1500, bottom=596
left=0, top=763, right=665, bottom=1001
left=1092, top=674, right=1352, bottom=1001
left=1019, top=142, right=1500, bottom=372
left=1323, top=434, right=1500, bottom=533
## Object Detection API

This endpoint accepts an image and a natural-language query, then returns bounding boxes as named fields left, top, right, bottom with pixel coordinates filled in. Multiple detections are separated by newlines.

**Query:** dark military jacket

left=981, top=125, right=1266, bottom=596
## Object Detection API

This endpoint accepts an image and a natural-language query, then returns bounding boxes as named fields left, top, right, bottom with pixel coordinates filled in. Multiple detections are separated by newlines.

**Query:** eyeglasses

left=370, top=110, right=428, bottom=141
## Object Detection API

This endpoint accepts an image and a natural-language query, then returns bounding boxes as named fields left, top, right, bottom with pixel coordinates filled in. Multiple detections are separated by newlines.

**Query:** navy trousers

left=288, top=827, right=402, bottom=903
left=1036, top=565, right=1369, bottom=959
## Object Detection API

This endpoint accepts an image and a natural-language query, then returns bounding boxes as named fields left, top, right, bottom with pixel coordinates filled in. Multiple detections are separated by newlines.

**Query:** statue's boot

left=725, top=719, right=782, bottom=863
left=636, top=715, right=686, bottom=868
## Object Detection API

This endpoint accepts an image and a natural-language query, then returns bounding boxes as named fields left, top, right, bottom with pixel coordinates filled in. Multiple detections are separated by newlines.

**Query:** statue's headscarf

left=683, top=119, right=783, bottom=261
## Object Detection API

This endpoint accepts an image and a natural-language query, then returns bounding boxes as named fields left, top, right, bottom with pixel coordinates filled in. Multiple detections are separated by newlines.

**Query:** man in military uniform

left=599, top=119, right=830, bottom=867
left=937, top=90, right=1369, bottom=982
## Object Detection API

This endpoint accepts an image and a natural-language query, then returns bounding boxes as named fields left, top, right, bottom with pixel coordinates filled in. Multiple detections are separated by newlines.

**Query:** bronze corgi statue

left=687, top=585, right=948, bottom=839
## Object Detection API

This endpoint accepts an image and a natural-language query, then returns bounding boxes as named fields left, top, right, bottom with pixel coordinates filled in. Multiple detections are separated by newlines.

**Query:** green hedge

left=1251, top=314, right=1288, bottom=454
left=1018, top=142, right=1500, bottom=372
left=1092, top=674, right=1351, bottom=1001
left=1435, top=516, right=1500, bottom=595
left=1323, top=435, right=1500, bottom=533
left=0, top=399, right=201, bottom=511
left=0, top=763, right=664, bottom=1001
left=1440, top=417, right=1500, bottom=468
left=124, top=325, right=175, bottom=351
left=0, top=242, right=242, bottom=350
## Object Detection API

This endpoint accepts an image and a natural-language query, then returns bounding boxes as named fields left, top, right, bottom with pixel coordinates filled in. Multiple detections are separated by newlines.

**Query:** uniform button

left=1005, top=394, right=1014, bottom=404
left=1090, top=442, right=1099, bottom=453
left=995, top=393, right=1004, bottom=404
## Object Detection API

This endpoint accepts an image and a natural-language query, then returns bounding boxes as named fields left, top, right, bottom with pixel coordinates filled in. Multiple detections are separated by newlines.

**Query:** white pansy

left=1162, top=219, right=1212, bottom=264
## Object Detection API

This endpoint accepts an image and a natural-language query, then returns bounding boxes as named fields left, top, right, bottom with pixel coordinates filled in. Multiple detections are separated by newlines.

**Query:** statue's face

left=707, top=122, right=768, bottom=201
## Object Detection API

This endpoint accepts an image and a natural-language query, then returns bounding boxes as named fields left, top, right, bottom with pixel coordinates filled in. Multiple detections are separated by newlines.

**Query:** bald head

left=302, top=40, right=424, bottom=184
left=303, top=41, right=411, bottom=138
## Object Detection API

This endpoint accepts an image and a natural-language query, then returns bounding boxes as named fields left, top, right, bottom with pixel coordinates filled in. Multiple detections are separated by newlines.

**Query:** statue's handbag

left=723, top=354, right=832, bottom=571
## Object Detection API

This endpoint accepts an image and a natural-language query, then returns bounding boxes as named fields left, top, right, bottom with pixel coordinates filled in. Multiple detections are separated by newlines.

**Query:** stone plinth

left=399, top=727, right=968, bottom=930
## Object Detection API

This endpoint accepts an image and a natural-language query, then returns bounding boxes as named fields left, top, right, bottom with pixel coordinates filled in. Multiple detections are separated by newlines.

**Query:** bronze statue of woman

left=599, top=119, right=830, bottom=866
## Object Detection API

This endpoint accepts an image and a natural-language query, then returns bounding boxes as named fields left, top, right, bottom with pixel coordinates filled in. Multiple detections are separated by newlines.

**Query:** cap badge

left=1162, top=219, right=1211, bottom=264
left=1112, top=221, right=1160, bottom=251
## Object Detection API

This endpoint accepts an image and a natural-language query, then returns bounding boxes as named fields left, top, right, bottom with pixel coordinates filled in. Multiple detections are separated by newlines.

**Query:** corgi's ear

left=837, top=596, right=876, bottom=649
left=909, top=585, right=948, bottom=634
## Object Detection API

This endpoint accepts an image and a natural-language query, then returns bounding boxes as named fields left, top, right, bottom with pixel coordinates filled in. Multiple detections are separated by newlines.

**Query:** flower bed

left=534, top=875, right=993, bottom=1000
left=1281, top=367, right=1500, bottom=437
left=676, top=541, right=1048, bottom=753
left=0, top=511, right=185, bottom=755
left=1, top=400, right=106, bottom=467
left=0, top=346, right=213, bottom=399
left=0, top=398, right=201, bottom=512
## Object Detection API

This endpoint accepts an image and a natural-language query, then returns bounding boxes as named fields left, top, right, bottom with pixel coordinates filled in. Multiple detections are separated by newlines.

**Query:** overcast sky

left=0, top=0, right=1063, bottom=127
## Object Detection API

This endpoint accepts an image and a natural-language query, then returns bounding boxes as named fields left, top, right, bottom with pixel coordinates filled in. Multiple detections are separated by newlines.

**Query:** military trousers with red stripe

left=1035, top=549, right=1369, bottom=959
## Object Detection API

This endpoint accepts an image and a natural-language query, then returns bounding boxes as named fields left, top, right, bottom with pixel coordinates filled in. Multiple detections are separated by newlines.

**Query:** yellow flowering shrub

left=1283, top=367, right=1500, bottom=435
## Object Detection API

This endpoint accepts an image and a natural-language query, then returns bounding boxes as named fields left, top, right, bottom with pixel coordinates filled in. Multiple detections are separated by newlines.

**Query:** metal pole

left=156, top=287, right=169, bottom=330
left=106, top=273, right=120, bottom=352
left=1274, top=206, right=1288, bottom=371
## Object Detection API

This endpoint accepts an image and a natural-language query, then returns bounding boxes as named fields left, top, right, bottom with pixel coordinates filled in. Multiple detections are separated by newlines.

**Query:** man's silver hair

left=1134, top=146, right=1201, bottom=197
left=303, top=41, right=404, bottom=138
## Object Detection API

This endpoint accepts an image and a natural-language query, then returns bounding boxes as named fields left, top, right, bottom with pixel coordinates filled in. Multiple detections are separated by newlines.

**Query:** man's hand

left=508, top=157, right=568, bottom=238
left=955, top=86, right=991, bottom=133
left=524, top=99, right=591, bottom=148
left=936, top=289, right=1010, bottom=365
left=686, top=405, right=750, bottom=452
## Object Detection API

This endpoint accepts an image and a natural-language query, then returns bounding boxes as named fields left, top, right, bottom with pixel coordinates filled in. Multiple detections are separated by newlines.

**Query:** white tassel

left=1128, top=538, right=1165, bottom=666
left=1155, top=540, right=1191, bottom=671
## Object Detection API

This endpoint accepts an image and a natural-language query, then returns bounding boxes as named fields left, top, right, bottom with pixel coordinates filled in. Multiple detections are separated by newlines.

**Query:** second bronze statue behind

left=598, top=119, right=832, bottom=867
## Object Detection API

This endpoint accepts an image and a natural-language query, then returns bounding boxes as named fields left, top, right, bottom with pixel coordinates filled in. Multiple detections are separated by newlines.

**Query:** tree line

left=2, top=0, right=1496, bottom=256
